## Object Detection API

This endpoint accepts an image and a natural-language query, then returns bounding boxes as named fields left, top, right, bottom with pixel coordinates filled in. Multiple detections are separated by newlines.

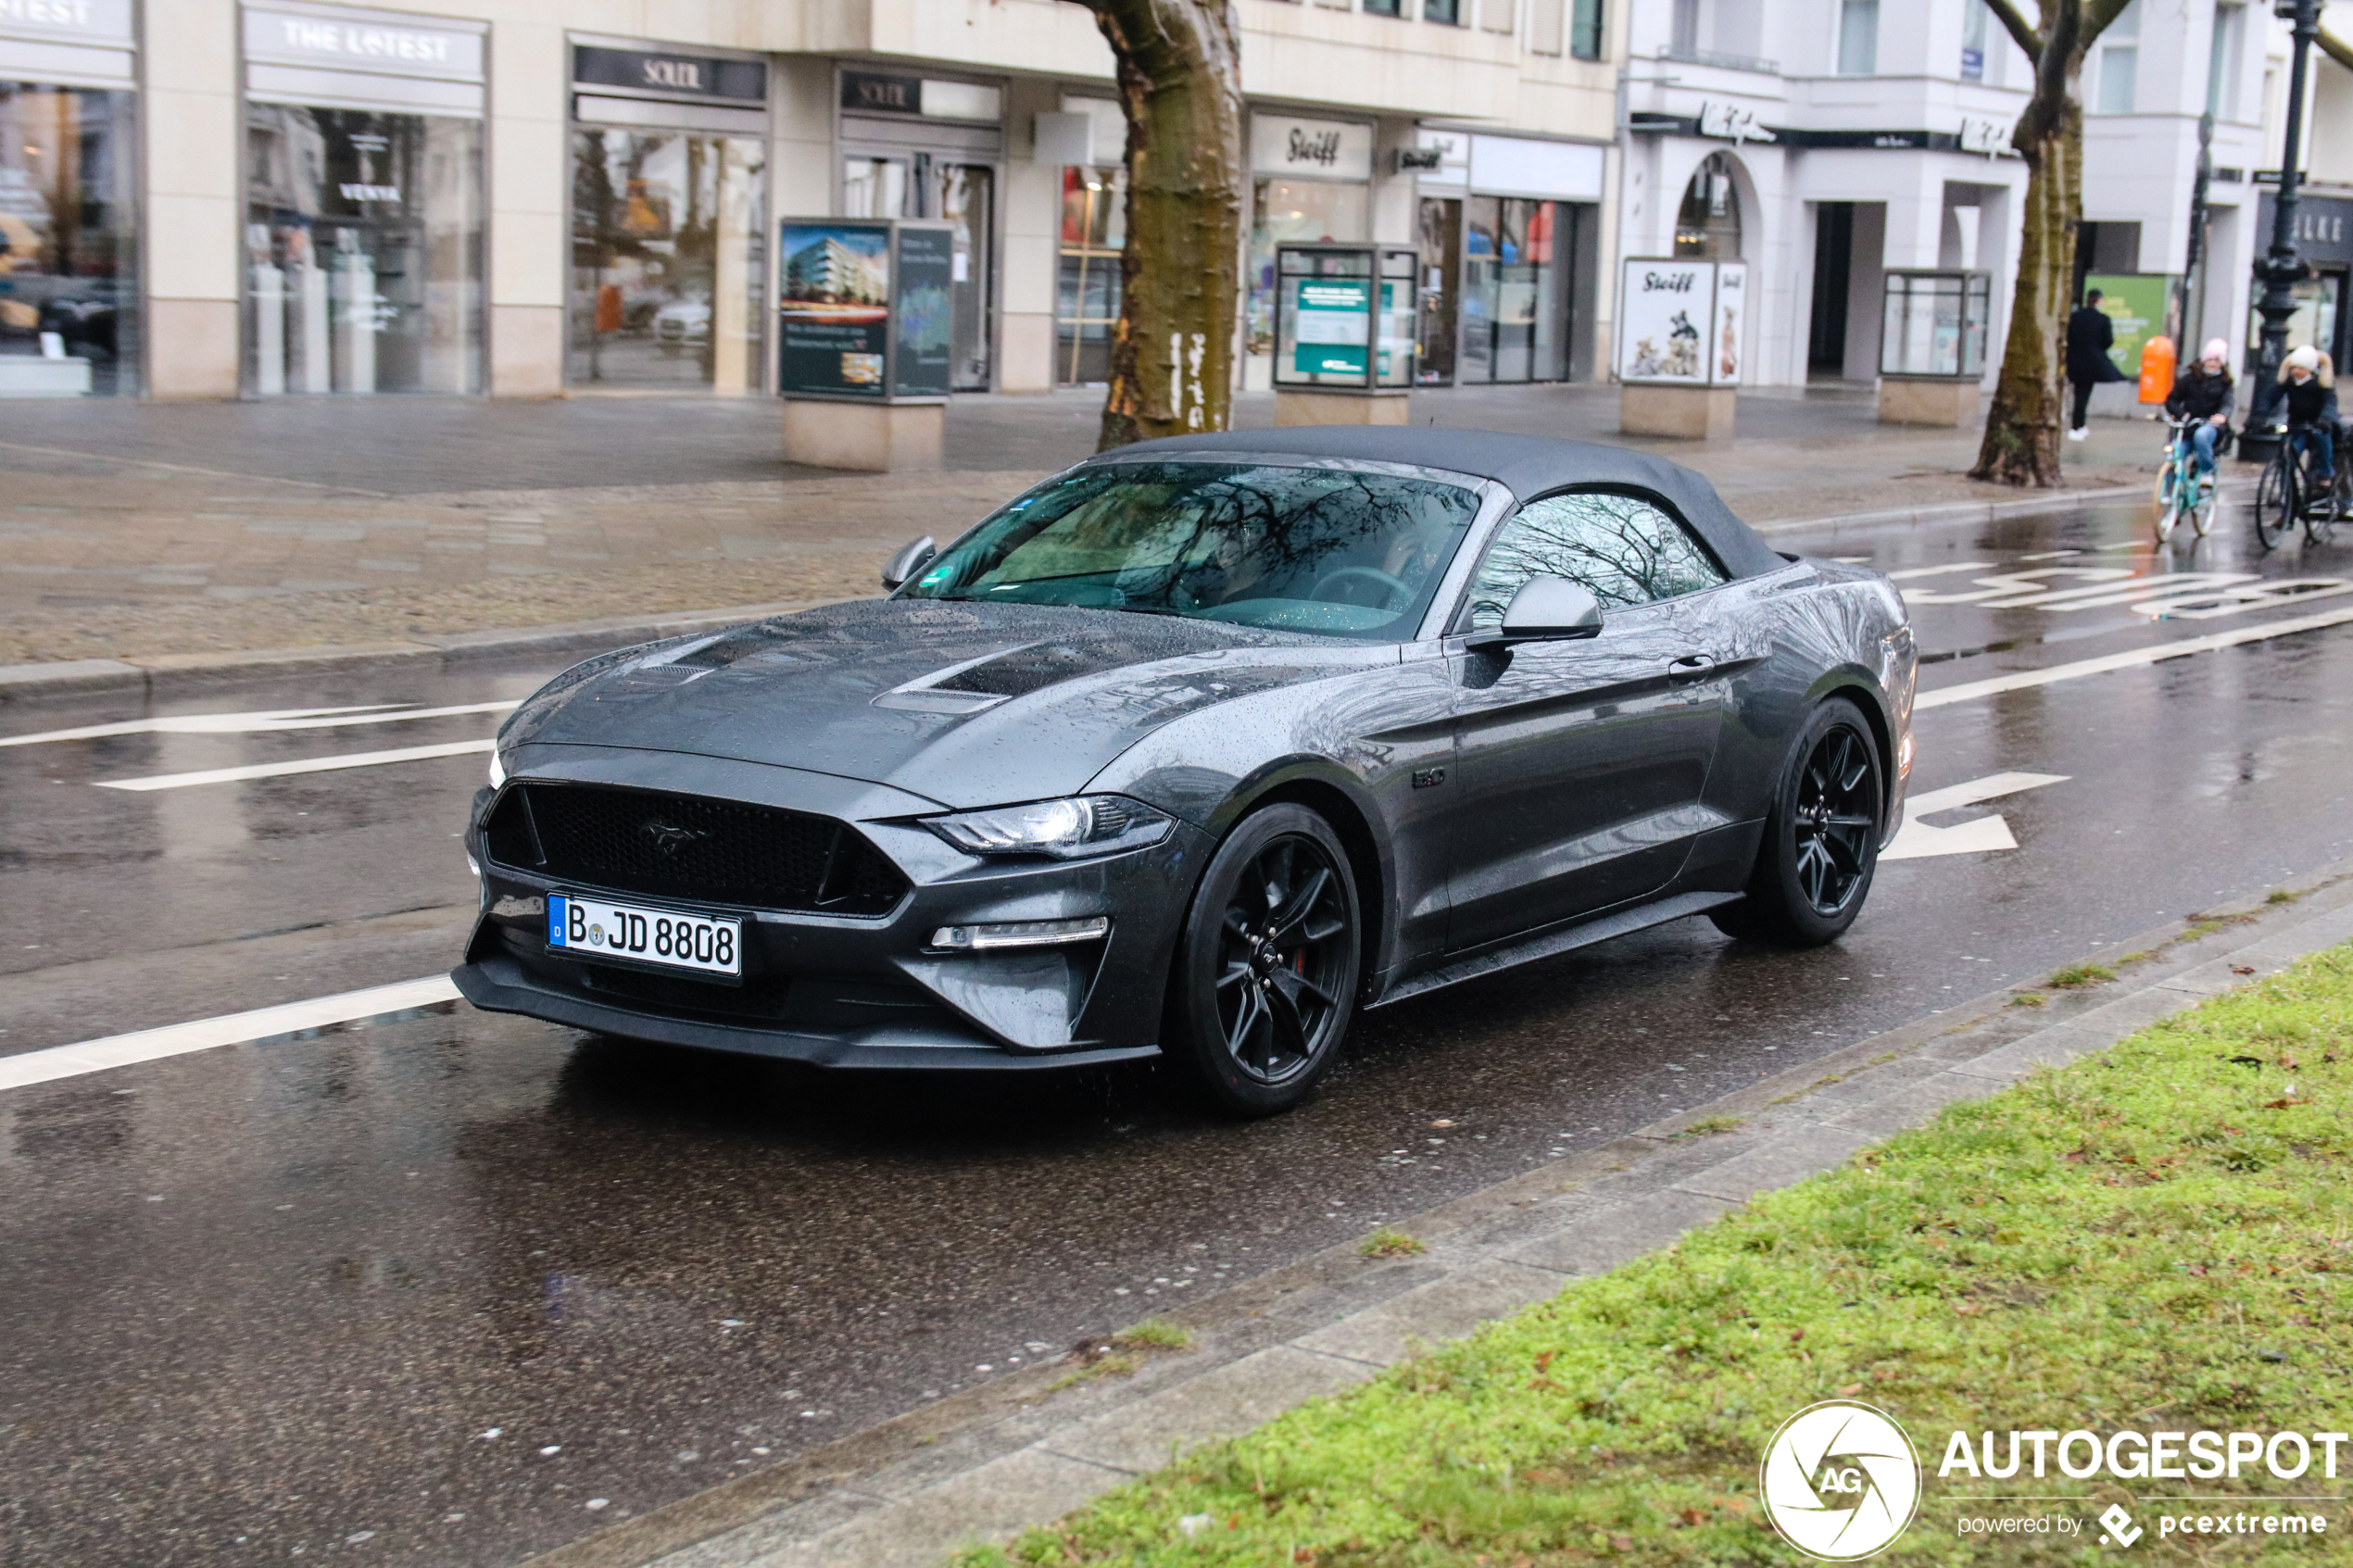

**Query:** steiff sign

left=1250, top=115, right=1373, bottom=182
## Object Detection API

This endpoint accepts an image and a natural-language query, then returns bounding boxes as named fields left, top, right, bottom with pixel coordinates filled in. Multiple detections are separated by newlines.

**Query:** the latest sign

left=244, top=9, right=483, bottom=80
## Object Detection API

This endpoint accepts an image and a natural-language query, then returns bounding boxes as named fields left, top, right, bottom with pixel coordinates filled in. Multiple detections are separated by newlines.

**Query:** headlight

left=487, top=749, right=507, bottom=790
left=925, top=796, right=1174, bottom=859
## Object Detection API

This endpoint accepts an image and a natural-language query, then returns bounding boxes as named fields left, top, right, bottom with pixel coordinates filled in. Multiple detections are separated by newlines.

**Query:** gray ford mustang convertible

left=455, top=428, right=1916, bottom=1114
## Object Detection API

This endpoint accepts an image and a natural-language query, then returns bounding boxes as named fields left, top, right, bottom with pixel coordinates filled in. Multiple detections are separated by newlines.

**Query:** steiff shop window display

left=569, top=42, right=768, bottom=394
left=0, top=0, right=140, bottom=397
left=1616, top=256, right=1746, bottom=440
left=1246, top=114, right=1373, bottom=389
left=240, top=3, right=485, bottom=396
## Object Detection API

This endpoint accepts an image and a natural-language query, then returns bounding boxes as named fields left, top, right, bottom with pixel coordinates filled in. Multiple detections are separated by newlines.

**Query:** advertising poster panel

left=890, top=225, right=955, bottom=398
left=1710, top=262, right=1747, bottom=385
left=1291, top=276, right=1372, bottom=379
left=779, top=221, right=890, bottom=396
left=1617, top=257, right=1715, bottom=384
left=2087, top=272, right=2180, bottom=380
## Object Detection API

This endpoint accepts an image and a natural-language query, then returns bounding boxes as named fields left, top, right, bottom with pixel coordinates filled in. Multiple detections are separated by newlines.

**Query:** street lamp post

left=2242, top=0, right=2322, bottom=461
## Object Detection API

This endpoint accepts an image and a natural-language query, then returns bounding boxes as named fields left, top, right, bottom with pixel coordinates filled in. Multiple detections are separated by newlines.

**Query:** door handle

left=1667, top=654, right=1719, bottom=683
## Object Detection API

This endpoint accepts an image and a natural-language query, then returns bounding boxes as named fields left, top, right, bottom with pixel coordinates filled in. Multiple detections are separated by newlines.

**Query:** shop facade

left=64, top=0, right=1629, bottom=403
left=1408, top=130, right=1604, bottom=386
left=240, top=1, right=485, bottom=396
left=568, top=39, right=767, bottom=394
left=0, top=0, right=140, bottom=395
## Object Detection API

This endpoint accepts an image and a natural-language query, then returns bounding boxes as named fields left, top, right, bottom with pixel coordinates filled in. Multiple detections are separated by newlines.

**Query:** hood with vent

left=499, top=598, right=1390, bottom=809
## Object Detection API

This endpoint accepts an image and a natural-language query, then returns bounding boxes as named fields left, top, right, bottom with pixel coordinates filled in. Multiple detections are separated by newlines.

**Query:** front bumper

left=454, top=747, right=1203, bottom=1070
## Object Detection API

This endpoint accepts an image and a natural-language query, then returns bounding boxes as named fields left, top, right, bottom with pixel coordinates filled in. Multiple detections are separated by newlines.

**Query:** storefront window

left=1248, top=177, right=1368, bottom=376
left=571, top=129, right=766, bottom=393
left=0, top=83, right=139, bottom=395
left=245, top=106, right=483, bottom=395
left=1674, top=152, right=1743, bottom=258
left=1056, top=165, right=1124, bottom=385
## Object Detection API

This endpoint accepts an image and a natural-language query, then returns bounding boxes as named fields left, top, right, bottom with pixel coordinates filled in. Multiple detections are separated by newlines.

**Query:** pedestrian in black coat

left=2066, top=290, right=2125, bottom=439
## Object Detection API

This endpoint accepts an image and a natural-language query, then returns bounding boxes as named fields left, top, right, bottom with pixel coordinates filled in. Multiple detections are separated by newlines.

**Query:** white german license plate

left=547, top=894, right=741, bottom=977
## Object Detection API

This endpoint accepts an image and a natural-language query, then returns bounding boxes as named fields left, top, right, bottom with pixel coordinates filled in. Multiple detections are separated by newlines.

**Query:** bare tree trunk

left=1971, top=0, right=2129, bottom=486
left=1073, top=0, right=1244, bottom=450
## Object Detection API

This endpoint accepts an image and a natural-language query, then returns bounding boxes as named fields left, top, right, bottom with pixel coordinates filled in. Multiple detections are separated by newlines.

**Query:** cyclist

left=2279, top=345, right=2340, bottom=494
left=2164, top=337, right=2236, bottom=482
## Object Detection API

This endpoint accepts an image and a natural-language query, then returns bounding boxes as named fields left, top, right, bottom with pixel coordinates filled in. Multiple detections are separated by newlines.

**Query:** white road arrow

left=1881, top=771, right=2069, bottom=861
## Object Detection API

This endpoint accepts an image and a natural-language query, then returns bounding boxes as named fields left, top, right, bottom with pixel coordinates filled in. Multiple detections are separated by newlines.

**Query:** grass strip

left=963, top=943, right=2353, bottom=1565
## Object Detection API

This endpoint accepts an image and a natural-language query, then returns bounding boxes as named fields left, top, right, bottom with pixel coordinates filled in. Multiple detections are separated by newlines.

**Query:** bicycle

left=2253, top=420, right=2351, bottom=550
left=2153, top=413, right=2223, bottom=544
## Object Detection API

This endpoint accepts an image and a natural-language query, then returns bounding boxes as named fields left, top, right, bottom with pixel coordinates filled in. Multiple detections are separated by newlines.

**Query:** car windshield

left=898, top=462, right=1481, bottom=639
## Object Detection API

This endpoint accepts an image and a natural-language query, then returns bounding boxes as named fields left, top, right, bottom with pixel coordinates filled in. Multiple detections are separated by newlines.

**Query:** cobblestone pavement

left=0, top=384, right=2154, bottom=666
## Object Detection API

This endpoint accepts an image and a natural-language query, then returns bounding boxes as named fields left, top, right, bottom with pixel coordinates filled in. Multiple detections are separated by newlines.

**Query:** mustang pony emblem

left=639, top=820, right=708, bottom=856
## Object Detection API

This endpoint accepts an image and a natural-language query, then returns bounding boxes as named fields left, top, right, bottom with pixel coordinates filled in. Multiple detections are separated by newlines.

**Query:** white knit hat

left=2288, top=345, right=2322, bottom=372
left=2201, top=337, right=2230, bottom=363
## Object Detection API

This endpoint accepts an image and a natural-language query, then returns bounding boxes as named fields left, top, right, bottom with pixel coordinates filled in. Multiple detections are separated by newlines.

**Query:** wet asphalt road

left=5, top=497, right=2353, bottom=1566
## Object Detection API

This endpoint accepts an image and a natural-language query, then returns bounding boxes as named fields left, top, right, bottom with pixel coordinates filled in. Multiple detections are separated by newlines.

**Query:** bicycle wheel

left=2255, top=451, right=2296, bottom=550
left=2308, top=455, right=2343, bottom=546
left=2190, top=467, right=2219, bottom=537
left=2154, top=458, right=2180, bottom=542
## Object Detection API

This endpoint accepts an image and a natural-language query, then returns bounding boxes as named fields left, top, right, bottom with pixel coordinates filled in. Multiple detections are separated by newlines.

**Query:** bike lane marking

left=1915, top=601, right=2353, bottom=710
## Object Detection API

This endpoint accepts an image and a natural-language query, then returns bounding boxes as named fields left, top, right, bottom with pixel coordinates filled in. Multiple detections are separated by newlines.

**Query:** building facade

left=1616, top=0, right=2275, bottom=395
left=0, top=0, right=1627, bottom=401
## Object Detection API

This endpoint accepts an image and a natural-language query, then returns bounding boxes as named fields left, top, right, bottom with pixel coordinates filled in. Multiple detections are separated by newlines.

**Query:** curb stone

left=0, top=601, right=823, bottom=709
left=0, top=480, right=2189, bottom=708
left=511, top=857, right=2353, bottom=1568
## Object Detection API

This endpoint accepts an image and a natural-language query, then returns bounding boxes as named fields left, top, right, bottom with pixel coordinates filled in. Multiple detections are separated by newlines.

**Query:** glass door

left=1415, top=196, right=1458, bottom=385
left=933, top=163, right=993, bottom=391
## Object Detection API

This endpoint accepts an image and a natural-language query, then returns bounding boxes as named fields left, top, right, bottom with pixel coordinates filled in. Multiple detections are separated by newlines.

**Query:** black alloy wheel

left=1710, top=699, right=1884, bottom=947
left=1790, top=724, right=1879, bottom=917
left=1168, top=804, right=1362, bottom=1116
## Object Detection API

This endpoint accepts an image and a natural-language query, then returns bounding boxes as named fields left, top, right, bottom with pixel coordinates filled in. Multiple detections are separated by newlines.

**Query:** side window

left=1462, top=490, right=1728, bottom=629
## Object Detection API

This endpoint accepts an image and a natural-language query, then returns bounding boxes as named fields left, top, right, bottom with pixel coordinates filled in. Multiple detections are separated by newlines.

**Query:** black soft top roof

left=1101, top=426, right=1784, bottom=579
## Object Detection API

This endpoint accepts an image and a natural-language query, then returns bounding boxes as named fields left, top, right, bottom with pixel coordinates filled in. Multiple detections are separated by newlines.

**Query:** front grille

left=484, top=784, right=908, bottom=917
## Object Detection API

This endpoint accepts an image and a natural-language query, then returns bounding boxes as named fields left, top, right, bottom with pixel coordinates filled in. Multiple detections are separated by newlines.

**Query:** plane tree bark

left=1069, top=0, right=1245, bottom=449
left=1971, top=0, right=2136, bottom=487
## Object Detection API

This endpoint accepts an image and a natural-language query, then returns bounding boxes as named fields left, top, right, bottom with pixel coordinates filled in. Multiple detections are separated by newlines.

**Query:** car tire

left=1164, top=803, right=1363, bottom=1117
left=1709, top=698, right=1884, bottom=947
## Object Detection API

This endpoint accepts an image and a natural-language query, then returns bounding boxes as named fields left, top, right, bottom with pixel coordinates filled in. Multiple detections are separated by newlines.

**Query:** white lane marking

left=1914, top=602, right=2353, bottom=710
left=2, top=699, right=518, bottom=749
left=94, top=737, right=494, bottom=791
left=0, top=975, right=461, bottom=1094
left=1881, top=771, right=2069, bottom=861
left=1885, top=561, right=1997, bottom=582
left=2133, top=578, right=2353, bottom=620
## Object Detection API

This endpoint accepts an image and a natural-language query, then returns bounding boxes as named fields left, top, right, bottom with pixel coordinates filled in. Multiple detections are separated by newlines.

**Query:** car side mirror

left=1467, top=575, right=1604, bottom=649
left=882, top=535, right=937, bottom=591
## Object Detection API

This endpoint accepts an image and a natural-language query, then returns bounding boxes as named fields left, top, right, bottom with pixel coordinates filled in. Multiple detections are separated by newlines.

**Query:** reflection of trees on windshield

left=1466, top=491, right=1725, bottom=627
left=905, top=465, right=1478, bottom=639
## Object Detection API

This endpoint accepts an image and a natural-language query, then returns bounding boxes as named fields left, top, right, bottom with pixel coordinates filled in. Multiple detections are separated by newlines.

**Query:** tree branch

left=1981, top=0, right=2044, bottom=62
left=2081, top=0, right=2138, bottom=48
left=2319, top=27, right=2353, bottom=72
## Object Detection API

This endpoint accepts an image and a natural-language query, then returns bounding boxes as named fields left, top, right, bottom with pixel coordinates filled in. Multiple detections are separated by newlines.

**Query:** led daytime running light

left=929, top=916, right=1112, bottom=950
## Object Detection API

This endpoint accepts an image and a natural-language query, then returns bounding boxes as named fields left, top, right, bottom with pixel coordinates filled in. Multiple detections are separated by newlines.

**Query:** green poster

left=1291, top=277, right=1370, bottom=378
left=2087, top=272, right=2178, bottom=380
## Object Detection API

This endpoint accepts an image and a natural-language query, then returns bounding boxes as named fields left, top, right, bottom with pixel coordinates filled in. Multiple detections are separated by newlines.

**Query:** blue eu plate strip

left=547, top=896, right=569, bottom=947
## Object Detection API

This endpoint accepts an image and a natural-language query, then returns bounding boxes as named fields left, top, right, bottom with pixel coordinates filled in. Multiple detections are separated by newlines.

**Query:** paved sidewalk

left=504, top=862, right=2353, bottom=1568
left=1, top=384, right=2159, bottom=669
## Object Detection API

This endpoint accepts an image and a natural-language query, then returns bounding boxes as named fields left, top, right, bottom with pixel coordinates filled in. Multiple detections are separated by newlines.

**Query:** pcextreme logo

left=1759, top=1401, right=1923, bottom=1561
